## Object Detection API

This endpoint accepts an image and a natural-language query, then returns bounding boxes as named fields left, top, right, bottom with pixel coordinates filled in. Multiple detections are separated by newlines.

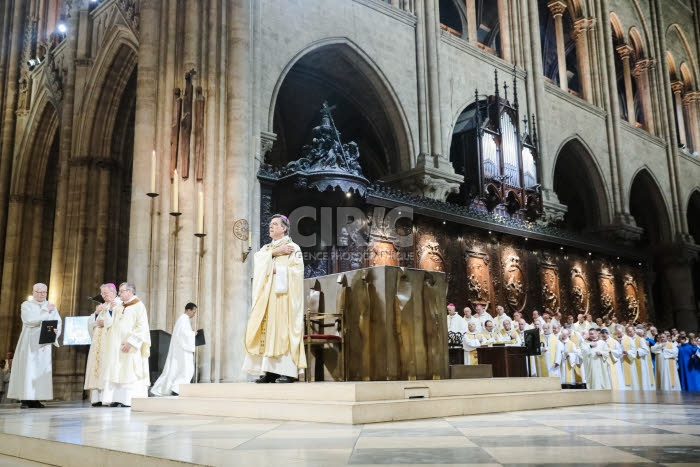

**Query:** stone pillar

left=671, top=81, right=687, bottom=147
left=682, top=91, right=700, bottom=153
left=497, top=0, right=511, bottom=62
left=424, top=0, right=443, bottom=161
left=415, top=0, right=429, bottom=158
left=656, top=243, right=700, bottom=331
left=572, top=17, right=593, bottom=101
left=465, top=0, right=477, bottom=45
left=615, top=45, right=636, bottom=125
left=632, top=58, right=655, bottom=134
left=0, top=197, right=28, bottom=351
left=547, top=0, right=568, bottom=92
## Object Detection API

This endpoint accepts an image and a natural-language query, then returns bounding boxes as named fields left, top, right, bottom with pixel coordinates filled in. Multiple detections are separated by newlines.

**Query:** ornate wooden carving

left=502, top=247, right=526, bottom=312
left=571, top=266, right=589, bottom=314
left=540, top=256, right=560, bottom=315
left=170, top=88, right=181, bottom=177
left=194, top=86, right=205, bottom=181
left=369, top=240, right=398, bottom=267
left=598, top=267, right=616, bottom=320
left=623, top=274, right=640, bottom=323
left=417, top=237, right=444, bottom=272
left=465, top=250, right=491, bottom=308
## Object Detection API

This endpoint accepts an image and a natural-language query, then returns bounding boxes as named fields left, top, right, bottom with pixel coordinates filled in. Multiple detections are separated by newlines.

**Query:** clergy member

left=634, top=328, right=655, bottom=390
left=616, top=326, right=639, bottom=390
left=537, top=322, right=559, bottom=377
left=581, top=328, right=611, bottom=390
left=497, top=319, right=521, bottom=346
left=600, top=328, right=622, bottom=390
left=475, top=304, right=493, bottom=332
left=151, top=303, right=198, bottom=396
left=84, top=283, right=120, bottom=406
left=558, top=330, right=583, bottom=387
left=652, top=333, right=680, bottom=391
left=493, top=305, right=512, bottom=333
left=7, top=283, right=62, bottom=408
left=462, top=322, right=481, bottom=365
left=108, top=282, right=151, bottom=407
left=244, top=214, right=307, bottom=383
left=447, top=303, right=467, bottom=334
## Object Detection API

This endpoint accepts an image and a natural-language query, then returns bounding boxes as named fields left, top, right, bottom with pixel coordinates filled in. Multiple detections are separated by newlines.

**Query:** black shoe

left=254, top=372, right=278, bottom=384
left=275, top=375, right=297, bottom=383
left=170, top=391, right=179, bottom=396
left=34, top=401, right=45, bottom=408
left=20, top=401, right=29, bottom=409
left=91, top=402, right=102, bottom=407
left=109, top=402, right=130, bottom=407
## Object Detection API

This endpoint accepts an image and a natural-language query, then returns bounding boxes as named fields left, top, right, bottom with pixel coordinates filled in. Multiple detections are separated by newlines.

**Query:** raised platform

left=132, top=377, right=612, bottom=424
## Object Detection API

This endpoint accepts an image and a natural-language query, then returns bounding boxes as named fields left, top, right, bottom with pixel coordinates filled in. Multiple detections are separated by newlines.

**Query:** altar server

left=151, top=303, right=198, bottom=396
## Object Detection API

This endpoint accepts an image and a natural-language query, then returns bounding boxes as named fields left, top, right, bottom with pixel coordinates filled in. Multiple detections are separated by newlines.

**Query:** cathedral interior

left=0, top=0, right=698, bottom=400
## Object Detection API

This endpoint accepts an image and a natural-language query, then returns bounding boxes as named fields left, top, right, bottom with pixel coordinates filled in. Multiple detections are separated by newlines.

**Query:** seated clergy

left=462, top=322, right=481, bottom=365
left=151, top=303, right=198, bottom=396
left=497, top=319, right=521, bottom=346
left=479, top=320, right=497, bottom=346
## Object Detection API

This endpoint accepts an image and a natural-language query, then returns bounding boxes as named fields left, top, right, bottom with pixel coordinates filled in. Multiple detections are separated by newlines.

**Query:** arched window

left=475, top=0, right=502, bottom=57
left=538, top=0, right=582, bottom=96
left=439, top=0, right=465, bottom=37
left=668, top=54, right=700, bottom=154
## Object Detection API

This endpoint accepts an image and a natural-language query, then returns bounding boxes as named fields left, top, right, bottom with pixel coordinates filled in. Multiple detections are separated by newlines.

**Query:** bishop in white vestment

left=7, top=283, right=62, bottom=408
left=151, top=303, right=198, bottom=396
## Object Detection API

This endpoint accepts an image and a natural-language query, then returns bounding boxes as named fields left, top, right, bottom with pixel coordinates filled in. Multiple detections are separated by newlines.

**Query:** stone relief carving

left=571, top=266, right=589, bottom=314
left=418, top=239, right=444, bottom=272
left=466, top=252, right=490, bottom=307
left=623, top=274, right=640, bottom=323
left=540, top=267, right=560, bottom=315
left=503, top=250, right=526, bottom=312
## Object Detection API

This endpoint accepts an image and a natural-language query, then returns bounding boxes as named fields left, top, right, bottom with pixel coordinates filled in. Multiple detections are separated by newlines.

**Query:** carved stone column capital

left=615, top=44, right=633, bottom=61
left=632, top=58, right=654, bottom=78
left=260, top=131, right=276, bottom=159
left=571, top=17, right=593, bottom=40
left=546, top=0, right=567, bottom=17
left=381, top=166, right=463, bottom=202
left=682, top=90, right=700, bottom=104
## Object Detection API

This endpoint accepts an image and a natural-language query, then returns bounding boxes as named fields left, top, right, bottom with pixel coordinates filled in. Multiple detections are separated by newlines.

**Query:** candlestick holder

left=242, top=246, right=252, bottom=262
left=194, top=233, right=206, bottom=238
left=147, top=192, right=159, bottom=198
left=170, top=211, right=182, bottom=217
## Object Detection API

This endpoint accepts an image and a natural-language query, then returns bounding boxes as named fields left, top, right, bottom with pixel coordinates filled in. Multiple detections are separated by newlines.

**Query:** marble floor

left=0, top=397, right=699, bottom=466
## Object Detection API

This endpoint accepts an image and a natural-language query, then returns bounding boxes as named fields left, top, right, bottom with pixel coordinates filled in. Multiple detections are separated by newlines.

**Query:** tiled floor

left=0, top=398, right=699, bottom=466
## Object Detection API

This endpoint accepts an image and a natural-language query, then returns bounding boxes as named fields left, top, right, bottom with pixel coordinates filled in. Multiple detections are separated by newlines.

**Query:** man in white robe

left=151, top=303, right=197, bottom=396
left=463, top=307, right=479, bottom=332
left=84, top=283, right=120, bottom=406
left=634, top=328, right=655, bottom=390
left=475, top=304, right=493, bottom=332
left=479, top=320, right=497, bottom=346
left=243, top=214, right=307, bottom=383
left=462, top=322, right=481, bottom=365
left=537, top=322, right=560, bottom=377
left=651, top=334, right=681, bottom=391
left=497, top=319, right=521, bottom=346
left=581, top=329, right=611, bottom=390
left=573, top=314, right=588, bottom=334
left=7, top=283, right=61, bottom=408
left=107, top=282, right=151, bottom=407
left=558, top=330, right=583, bottom=386
left=493, top=305, right=512, bottom=333
left=615, top=326, right=639, bottom=390
left=531, top=310, right=544, bottom=328
left=447, top=303, right=467, bottom=334
left=600, top=328, right=623, bottom=390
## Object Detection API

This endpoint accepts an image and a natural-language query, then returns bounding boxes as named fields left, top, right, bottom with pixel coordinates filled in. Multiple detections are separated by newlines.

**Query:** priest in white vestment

left=479, top=320, right=497, bottom=346
left=84, top=283, right=120, bottom=406
left=447, top=304, right=467, bottom=334
left=558, top=330, right=583, bottom=386
left=475, top=304, right=493, bottom=332
left=493, top=306, right=512, bottom=333
left=7, top=283, right=62, bottom=408
left=497, top=319, right=521, bottom=345
left=537, top=323, right=560, bottom=377
left=601, top=328, right=623, bottom=390
left=151, top=303, right=197, bottom=396
left=573, top=314, right=589, bottom=334
left=463, top=307, right=479, bottom=332
left=651, top=334, right=681, bottom=391
left=634, top=328, right=655, bottom=390
left=107, top=282, right=151, bottom=407
left=462, top=322, right=482, bottom=365
left=244, top=214, right=307, bottom=383
left=615, top=326, right=639, bottom=390
left=581, top=329, right=611, bottom=390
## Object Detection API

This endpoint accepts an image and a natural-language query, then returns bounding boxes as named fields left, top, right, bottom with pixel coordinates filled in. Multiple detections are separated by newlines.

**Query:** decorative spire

left=503, top=80, right=509, bottom=102
left=512, top=65, right=519, bottom=108
left=531, top=114, right=538, bottom=148
left=474, top=88, right=481, bottom=132
left=494, top=69, right=499, bottom=101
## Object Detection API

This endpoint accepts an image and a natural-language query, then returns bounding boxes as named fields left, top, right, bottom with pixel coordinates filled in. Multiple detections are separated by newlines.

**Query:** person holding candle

left=243, top=214, right=306, bottom=383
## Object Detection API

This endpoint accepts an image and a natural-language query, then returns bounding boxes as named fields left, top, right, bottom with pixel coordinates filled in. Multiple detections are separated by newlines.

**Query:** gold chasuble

left=244, top=238, right=307, bottom=373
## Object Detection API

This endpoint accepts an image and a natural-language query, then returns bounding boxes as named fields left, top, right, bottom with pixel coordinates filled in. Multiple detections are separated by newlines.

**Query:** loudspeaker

left=524, top=328, right=541, bottom=356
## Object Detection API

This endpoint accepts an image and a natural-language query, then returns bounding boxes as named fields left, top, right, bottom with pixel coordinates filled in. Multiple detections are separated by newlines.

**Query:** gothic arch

left=628, top=168, right=673, bottom=245
left=75, top=24, right=138, bottom=158
left=439, top=0, right=467, bottom=37
left=10, top=93, right=59, bottom=197
left=680, top=63, right=694, bottom=91
left=267, top=38, right=413, bottom=177
left=666, top=24, right=699, bottom=89
left=551, top=136, right=611, bottom=230
left=610, top=13, right=625, bottom=43
left=629, top=27, right=645, bottom=60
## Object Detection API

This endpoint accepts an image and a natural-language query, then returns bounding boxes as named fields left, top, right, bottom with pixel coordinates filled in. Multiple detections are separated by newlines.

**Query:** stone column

left=424, top=0, right=443, bottom=160
left=547, top=0, right=568, bottom=92
left=497, top=0, right=511, bottom=62
left=682, top=91, right=700, bottom=152
left=632, top=58, right=655, bottom=134
left=671, top=81, right=687, bottom=147
left=465, top=0, right=477, bottom=45
left=415, top=0, right=429, bottom=158
left=0, top=197, right=28, bottom=351
left=615, top=45, right=635, bottom=125
left=572, top=17, right=593, bottom=101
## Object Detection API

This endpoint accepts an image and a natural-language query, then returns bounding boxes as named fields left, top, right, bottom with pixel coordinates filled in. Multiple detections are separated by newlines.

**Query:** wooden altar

left=303, top=265, right=449, bottom=381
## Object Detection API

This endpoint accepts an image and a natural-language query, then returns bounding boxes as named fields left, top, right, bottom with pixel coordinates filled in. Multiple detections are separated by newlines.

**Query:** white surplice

left=7, top=300, right=62, bottom=401
left=651, top=342, right=680, bottom=391
left=581, top=340, right=611, bottom=390
left=462, top=332, right=481, bottom=365
left=447, top=314, right=467, bottom=334
left=151, top=313, right=196, bottom=396
left=634, top=336, right=655, bottom=390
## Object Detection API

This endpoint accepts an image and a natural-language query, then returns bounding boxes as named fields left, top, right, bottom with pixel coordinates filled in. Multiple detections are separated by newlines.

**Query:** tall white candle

left=150, top=150, right=156, bottom=193
left=172, top=169, right=179, bottom=213
left=197, top=191, right=204, bottom=233
left=248, top=231, right=252, bottom=249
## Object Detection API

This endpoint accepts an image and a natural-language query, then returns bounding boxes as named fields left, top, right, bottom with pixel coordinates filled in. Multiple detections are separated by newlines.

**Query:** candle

left=150, top=150, right=156, bottom=193
left=172, top=169, right=179, bottom=213
left=197, top=191, right=204, bottom=233
left=248, top=231, right=252, bottom=249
